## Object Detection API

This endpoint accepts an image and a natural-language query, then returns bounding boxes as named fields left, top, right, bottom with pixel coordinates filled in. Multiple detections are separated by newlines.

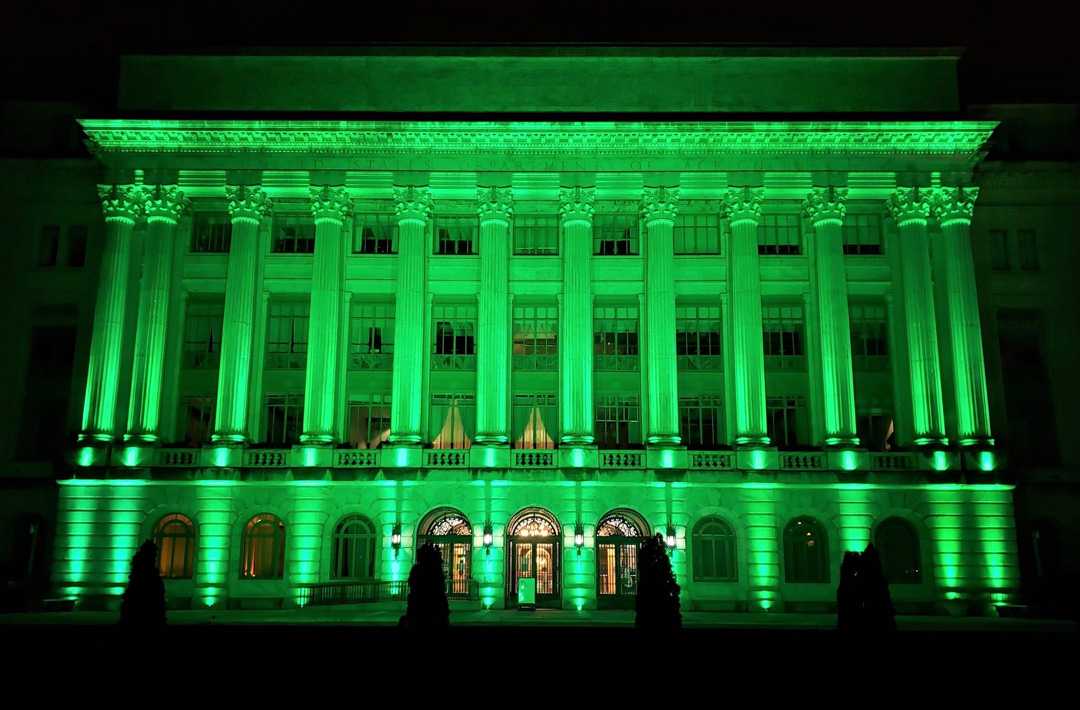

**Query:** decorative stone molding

left=928, top=186, right=979, bottom=227
left=97, top=184, right=144, bottom=223
left=225, top=185, right=272, bottom=224
left=310, top=186, right=352, bottom=224
left=803, top=187, right=848, bottom=226
left=392, top=185, right=433, bottom=224
left=477, top=186, right=513, bottom=224
left=887, top=187, right=931, bottom=226
left=723, top=187, right=765, bottom=225
left=558, top=186, right=596, bottom=224
left=641, top=186, right=680, bottom=224
left=144, top=185, right=190, bottom=224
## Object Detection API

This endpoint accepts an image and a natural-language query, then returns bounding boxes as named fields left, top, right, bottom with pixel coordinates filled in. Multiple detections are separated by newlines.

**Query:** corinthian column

left=888, top=188, right=946, bottom=446
left=212, top=186, right=271, bottom=444
left=475, top=187, right=513, bottom=445
left=80, top=185, right=144, bottom=442
left=930, top=186, right=993, bottom=446
left=804, top=187, right=858, bottom=447
left=301, top=186, right=351, bottom=445
left=642, top=186, right=681, bottom=445
left=725, top=187, right=769, bottom=446
left=559, top=187, right=595, bottom=445
left=389, top=186, right=432, bottom=445
left=126, top=186, right=189, bottom=443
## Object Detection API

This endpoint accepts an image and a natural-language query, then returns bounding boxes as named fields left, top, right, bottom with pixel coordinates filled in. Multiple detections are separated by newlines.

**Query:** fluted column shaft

left=726, top=188, right=769, bottom=446
left=81, top=185, right=143, bottom=442
left=805, top=188, right=858, bottom=446
left=559, top=187, right=595, bottom=445
left=643, top=187, right=681, bottom=444
left=213, top=186, right=271, bottom=444
left=126, top=186, right=189, bottom=442
left=301, top=187, right=350, bottom=444
left=931, top=187, right=993, bottom=446
left=389, top=187, right=432, bottom=445
left=889, top=188, right=946, bottom=446
left=475, top=188, right=512, bottom=444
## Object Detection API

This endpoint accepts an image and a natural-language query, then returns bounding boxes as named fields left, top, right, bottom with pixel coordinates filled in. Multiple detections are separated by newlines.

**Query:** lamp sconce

left=483, top=522, right=493, bottom=554
left=574, top=522, right=585, bottom=555
left=665, top=524, right=677, bottom=550
left=391, top=523, right=402, bottom=557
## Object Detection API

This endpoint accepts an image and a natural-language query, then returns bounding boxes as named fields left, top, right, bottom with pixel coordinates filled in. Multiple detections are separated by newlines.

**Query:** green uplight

left=121, top=447, right=140, bottom=467
left=570, top=447, right=585, bottom=468
left=978, top=451, right=995, bottom=472
left=301, top=446, right=318, bottom=467
left=839, top=450, right=858, bottom=471
left=212, top=446, right=231, bottom=468
left=77, top=447, right=96, bottom=467
left=931, top=450, right=950, bottom=471
left=749, top=449, right=768, bottom=470
left=659, top=448, right=675, bottom=469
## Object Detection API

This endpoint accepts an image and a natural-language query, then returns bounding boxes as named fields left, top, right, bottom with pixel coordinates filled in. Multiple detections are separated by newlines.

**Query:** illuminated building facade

left=11, top=47, right=1068, bottom=614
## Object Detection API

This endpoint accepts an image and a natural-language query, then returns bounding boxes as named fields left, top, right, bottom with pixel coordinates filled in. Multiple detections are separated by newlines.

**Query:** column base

left=77, top=432, right=115, bottom=445
left=956, top=435, right=995, bottom=448
left=734, top=435, right=771, bottom=447
left=387, top=434, right=423, bottom=446
left=823, top=435, right=860, bottom=448
left=298, top=433, right=335, bottom=446
left=210, top=433, right=248, bottom=446
left=912, top=435, right=949, bottom=448
left=646, top=434, right=682, bottom=446
left=473, top=434, right=509, bottom=446
left=560, top=435, right=595, bottom=446
left=122, top=433, right=160, bottom=446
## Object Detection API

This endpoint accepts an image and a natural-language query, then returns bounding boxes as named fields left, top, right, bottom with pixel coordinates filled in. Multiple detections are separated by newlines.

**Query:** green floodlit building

left=3, top=46, right=1078, bottom=616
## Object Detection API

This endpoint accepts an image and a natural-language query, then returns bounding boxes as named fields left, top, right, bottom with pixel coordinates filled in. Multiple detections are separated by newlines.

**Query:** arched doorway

left=418, top=509, right=473, bottom=598
left=506, top=508, right=561, bottom=608
left=596, top=509, right=649, bottom=609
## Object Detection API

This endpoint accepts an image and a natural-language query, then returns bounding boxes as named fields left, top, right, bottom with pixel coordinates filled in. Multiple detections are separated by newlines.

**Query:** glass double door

left=597, top=538, right=641, bottom=608
left=428, top=538, right=471, bottom=597
left=508, top=537, right=560, bottom=607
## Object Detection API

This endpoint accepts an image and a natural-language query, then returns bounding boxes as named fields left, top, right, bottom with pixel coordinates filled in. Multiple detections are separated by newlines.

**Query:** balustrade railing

left=156, top=449, right=198, bottom=467
left=600, top=451, right=645, bottom=469
left=244, top=449, right=290, bottom=467
left=426, top=449, right=469, bottom=468
left=870, top=451, right=917, bottom=471
left=688, top=451, right=734, bottom=470
left=512, top=450, right=556, bottom=468
left=780, top=452, right=826, bottom=470
left=336, top=450, right=380, bottom=468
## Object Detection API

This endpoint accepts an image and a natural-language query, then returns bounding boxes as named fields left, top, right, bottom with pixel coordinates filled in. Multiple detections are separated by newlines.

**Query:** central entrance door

left=596, top=510, right=649, bottom=609
left=418, top=509, right=473, bottom=598
left=506, top=508, right=561, bottom=608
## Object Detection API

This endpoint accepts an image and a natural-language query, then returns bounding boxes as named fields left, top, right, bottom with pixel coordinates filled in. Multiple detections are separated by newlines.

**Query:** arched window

left=419, top=509, right=473, bottom=597
left=784, top=516, right=829, bottom=583
left=874, top=517, right=922, bottom=584
left=331, top=516, right=376, bottom=580
left=693, top=517, right=737, bottom=582
left=241, top=514, right=285, bottom=579
left=154, top=513, right=195, bottom=579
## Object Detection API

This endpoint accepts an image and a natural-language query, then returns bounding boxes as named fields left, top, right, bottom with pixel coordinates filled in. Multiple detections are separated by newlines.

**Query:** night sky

left=2, top=1, right=1076, bottom=108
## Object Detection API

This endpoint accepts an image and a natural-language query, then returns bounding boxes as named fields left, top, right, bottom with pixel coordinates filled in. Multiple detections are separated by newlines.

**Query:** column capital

left=723, top=187, right=764, bottom=226
left=393, top=185, right=433, bottom=225
left=144, top=185, right=190, bottom=225
left=559, top=186, right=595, bottom=225
left=803, top=187, right=848, bottom=226
left=225, top=185, right=272, bottom=225
left=97, top=184, right=145, bottom=224
left=477, top=186, right=513, bottom=225
left=886, top=187, right=931, bottom=226
left=928, top=186, right=980, bottom=227
left=641, top=186, right=680, bottom=224
left=310, top=186, right=352, bottom=225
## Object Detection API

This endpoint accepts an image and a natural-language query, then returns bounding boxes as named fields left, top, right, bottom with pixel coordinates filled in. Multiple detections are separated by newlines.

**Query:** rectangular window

left=594, top=395, right=641, bottom=449
left=990, top=229, right=1010, bottom=271
left=679, top=396, right=724, bottom=449
left=674, top=213, right=721, bottom=254
left=513, top=214, right=559, bottom=255
left=38, top=225, right=60, bottom=267
left=512, top=304, right=558, bottom=370
left=857, top=410, right=895, bottom=452
left=842, top=214, right=883, bottom=255
left=353, top=214, right=397, bottom=254
left=349, top=301, right=394, bottom=370
left=266, top=299, right=309, bottom=369
left=434, top=216, right=477, bottom=255
left=762, top=302, right=805, bottom=369
left=1018, top=229, right=1039, bottom=271
left=767, top=396, right=805, bottom=449
left=271, top=215, right=315, bottom=253
left=593, top=214, right=639, bottom=255
left=65, top=225, right=87, bottom=267
left=191, top=213, right=232, bottom=253
left=513, top=394, right=558, bottom=449
left=347, top=395, right=392, bottom=449
left=183, top=300, right=225, bottom=369
left=432, top=303, right=476, bottom=369
left=594, top=304, right=640, bottom=371
left=265, top=394, right=303, bottom=445
left=850, top=302, right=889, bottom=370
left=181, top=396, right=215, bottom=447
left=676, top=304, right=723, bottom=370
left=429, top=393, right=476, bottom=449
left=758, top=214, right=802, bottom=255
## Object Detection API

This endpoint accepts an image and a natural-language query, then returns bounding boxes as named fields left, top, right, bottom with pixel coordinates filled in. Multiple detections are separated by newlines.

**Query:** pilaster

left=642, top=186, right=681, bottom=444
left=559, top=187, right=596, bottom=445
left=475, top=187, right=513, bottom=445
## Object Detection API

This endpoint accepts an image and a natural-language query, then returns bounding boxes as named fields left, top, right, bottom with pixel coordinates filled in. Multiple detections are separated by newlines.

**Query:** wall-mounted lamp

left=483, top=522, right=493, bottom=554
left=665, top=525, right=677, bottom=550
left=574, top=522, right=585, bottom=554
left=391, top=523, right=402, bottom=557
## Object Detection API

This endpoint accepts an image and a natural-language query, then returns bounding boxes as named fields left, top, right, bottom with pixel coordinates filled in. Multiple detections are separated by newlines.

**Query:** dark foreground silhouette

left=119, top=539, right=166, bottom=630
left=837, top=543, right=896, bottom=633
left=399, top=542, right=450, bottom=631
left=635, top=533, right=682, bottom=632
